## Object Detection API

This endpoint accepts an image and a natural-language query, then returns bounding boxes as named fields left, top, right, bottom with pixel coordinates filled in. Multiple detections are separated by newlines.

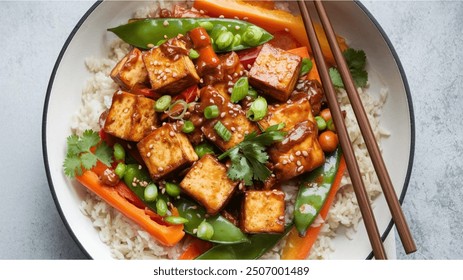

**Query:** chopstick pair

left=297, top=0, right=416, bottom=259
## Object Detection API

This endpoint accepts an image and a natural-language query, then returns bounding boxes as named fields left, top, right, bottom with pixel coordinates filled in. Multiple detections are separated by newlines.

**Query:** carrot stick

left=178, top=238, right=213, bottom=260
left=281, top=155, right=346, bottom=259
left=76, top=170, right=185, bottom=246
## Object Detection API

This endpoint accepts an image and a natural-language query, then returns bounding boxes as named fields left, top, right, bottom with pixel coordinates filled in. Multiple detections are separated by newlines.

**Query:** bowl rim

left=42, top=0, right=415, bottom=260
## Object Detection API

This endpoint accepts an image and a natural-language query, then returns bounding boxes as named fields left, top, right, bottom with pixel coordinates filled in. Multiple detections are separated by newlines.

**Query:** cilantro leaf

left=329, top=67, right=344, bottom=88
left=329, top=48, right=368, bottom=89
left=220, top=124, right=286, bottom=186
left=63, top=130, right=113, bottom=178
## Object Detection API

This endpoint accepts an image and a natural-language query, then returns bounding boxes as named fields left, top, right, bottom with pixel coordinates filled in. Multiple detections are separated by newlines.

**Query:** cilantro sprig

left=218, top=123, right=286, bottom=186
left=63, top=130, right=113, bottom=178
left=329, top=48, right=368, bottom=89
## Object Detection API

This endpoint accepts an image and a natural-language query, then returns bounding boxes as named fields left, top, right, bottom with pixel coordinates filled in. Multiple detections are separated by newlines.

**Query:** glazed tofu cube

left=248, top=43, right=302, bottom=102
left=199, top=86, right=258, bottom=151
left=103, top=91, right=157, bottom=142
left=269, top=120, right=325, bottom=182
left=259, top=94, right=315, bottom=132
left=137, top=123, right=198, bottom=180
left=180, top=154, right=238, bottom=215
left=110, top=48, right=149, bottom=90
left=241, top=190, right=285, bottom=234
left=143, top=38, right=200, bottom=94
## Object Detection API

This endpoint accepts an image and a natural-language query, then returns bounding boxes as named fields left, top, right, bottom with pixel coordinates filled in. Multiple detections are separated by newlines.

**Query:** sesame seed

left=302, top=151, right=309, bottom=157
left=297, top=166, right=304, bottom=173
left=235, top=26, right=240, bottom=30
left=289, top=155, right=295, bottom=161
left=220, top=112, right=226, bottom=118
left=158, top=167, right=164, bottom=172
left=169, top=131, right=175, bottom=137
left=285, top=28, right=289, bottom=32
left=219, top=15, right=225, bottom=18
left=172, top=72, right=178, bottom=78
left=282, top=160, right=288, bottom=165
left=295, top=151, right=301, bottom=156
left=200, top=78, right=204, bottom=83
left=231, top=127, right=236, bottom=132
left=212, top=58, right=218, bottom=63
left=163, top=35, right=168, bottom=39
left=243, top=17, right=249, bottom=20
left=123, top=108, right=129, bottom=113
left=200, top=35, right=206, bottom=40
left=147, top=152, right=151, bottom=157
left=138, top=165, right=142, bottom=170
left=229, top=110, right=234, bottom=114
left=163, top=20, right=169, bottom=27
left=147, top=43, right=155, bottom=48
left=127, top=143, right=132, bottom=149
left=296, top=160, right=302, bottom=166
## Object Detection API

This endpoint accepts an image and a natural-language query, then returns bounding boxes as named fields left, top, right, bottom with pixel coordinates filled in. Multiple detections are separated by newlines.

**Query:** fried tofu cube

left=180, top=154, right=238, bottom=215
left=137, top=123, right=198, bottom=180
left=110, top=48, right=149, bottom=90
left=248, top=43, right=302, bottom=102
left=199, top=86, right=258, bottom=151
left=143, top=38, right=200, bottom=94
left=258, top=95, right=325, bottom=182
left=103, top=91, right=158, bottom=142
left=269, top=120, right=325, bottom=182
left=241, top=190, right=285, bottom=234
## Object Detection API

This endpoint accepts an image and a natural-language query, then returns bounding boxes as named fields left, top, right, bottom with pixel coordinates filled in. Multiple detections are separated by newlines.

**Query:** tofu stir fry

left=63, top=2, right=368, bottom=259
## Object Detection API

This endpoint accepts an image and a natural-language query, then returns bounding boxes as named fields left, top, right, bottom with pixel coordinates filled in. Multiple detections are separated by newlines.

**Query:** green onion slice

left=166, top=100, right=188, bottom=120
left=246, top=96, right=268, bottom=121
left=231, top=77, right=249, bottom=103
left=204, top=105, right=220, bottom=119
left=214, top=121, right=232, bottom=142
left=194, top=142, right=216, bottom=158
left=181, top=120, right=195, bottom=133
left=155, top=95, right=172, bottom=112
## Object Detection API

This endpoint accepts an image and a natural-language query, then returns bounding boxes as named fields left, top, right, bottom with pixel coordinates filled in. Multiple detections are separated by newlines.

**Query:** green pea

left=113, top=143, right=125, bottom=161
left=144, top=183, right=158, bottom=202
left=197, top=220, right=214, bottom=240
left=164, top=216, right=189, bottom=225
left=189, top=49, right=199, bottom=60
left=243, top=26, right=263, bottom=47
left=215, top=31, right=234, bottom=50
left=315, top=116, right=327, bottom=131
left=198, top=21, right=214, bottom=31
left=114, top=162, right=127, bottom=178
left=165, top=182, right=181, bottom=197
left=156, top=199, right=168, bottom=217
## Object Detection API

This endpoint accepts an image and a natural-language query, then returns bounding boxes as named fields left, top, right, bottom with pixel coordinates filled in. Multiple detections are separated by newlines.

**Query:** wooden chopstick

left=297, top=0, right=387, bottom=259
left=310, top=0, right=416, bottom=255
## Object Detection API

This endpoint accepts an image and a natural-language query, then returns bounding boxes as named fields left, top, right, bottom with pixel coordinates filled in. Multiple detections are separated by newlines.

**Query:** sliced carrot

left=288, top=46, right=321, bottom=84
left=281, top=155, right=346, bottom=259
left=76, top=170, right=185, bottom=246
left=178, top=238, right=213, bottom=260
left=193, top=0, right=348, bottom=65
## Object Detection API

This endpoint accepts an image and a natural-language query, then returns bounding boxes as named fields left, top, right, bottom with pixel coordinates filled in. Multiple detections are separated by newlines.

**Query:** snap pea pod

left=174, top=199, right=249, bottom=244
left=294, top=148, right=343, bottom=236
left=108, top=18, right=273, bottom=52
left=196, top=225, right=292, bottom=260
left=123, top=164, right=168, bottom=212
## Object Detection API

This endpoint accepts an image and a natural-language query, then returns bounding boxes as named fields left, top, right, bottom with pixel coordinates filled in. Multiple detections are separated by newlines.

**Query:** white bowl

left=43, top=1, right=414, bottom=260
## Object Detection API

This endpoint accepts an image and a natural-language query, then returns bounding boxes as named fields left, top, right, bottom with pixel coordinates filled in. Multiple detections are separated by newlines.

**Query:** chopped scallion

left=155, top=95, right=172, bottom=112
left=194, top=142, right=215, bottom=158
left=204, top=105, right=219, bottom=119
left=246, top=96, right=268, bottom=121
left=214, top=121, right=232, bottom=142
left=181, top=120, right=195, bottom=133
left=166, top=100, right=188, bottom=120
left=231, top=77, right=249, bottom=103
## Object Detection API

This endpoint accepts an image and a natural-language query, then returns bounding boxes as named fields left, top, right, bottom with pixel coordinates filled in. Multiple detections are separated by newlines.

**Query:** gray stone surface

left=0, top=0, right=461, bottom=259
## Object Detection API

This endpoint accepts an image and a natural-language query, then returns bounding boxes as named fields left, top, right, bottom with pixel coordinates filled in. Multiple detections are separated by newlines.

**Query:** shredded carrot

left=281, top=155, right=346, bottom=259
left=178, top=238, right=213, bottom=260
left=76, top=168, right=185, bottom=246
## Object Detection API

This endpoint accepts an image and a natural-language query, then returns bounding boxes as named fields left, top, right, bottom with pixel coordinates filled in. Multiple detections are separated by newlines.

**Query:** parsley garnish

left=218, top=124, right=286, bottom=186
left=329, top=48, right=368, bottom=89
left=63, top=130, right=113, bottom=178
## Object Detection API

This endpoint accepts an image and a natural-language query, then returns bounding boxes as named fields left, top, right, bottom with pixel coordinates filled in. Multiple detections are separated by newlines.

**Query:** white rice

left=71, top=4, right=388, bottom=260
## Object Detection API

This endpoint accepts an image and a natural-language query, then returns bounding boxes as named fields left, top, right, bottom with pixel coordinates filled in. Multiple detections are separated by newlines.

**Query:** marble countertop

left=0, top=1, right=461, bottom=259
